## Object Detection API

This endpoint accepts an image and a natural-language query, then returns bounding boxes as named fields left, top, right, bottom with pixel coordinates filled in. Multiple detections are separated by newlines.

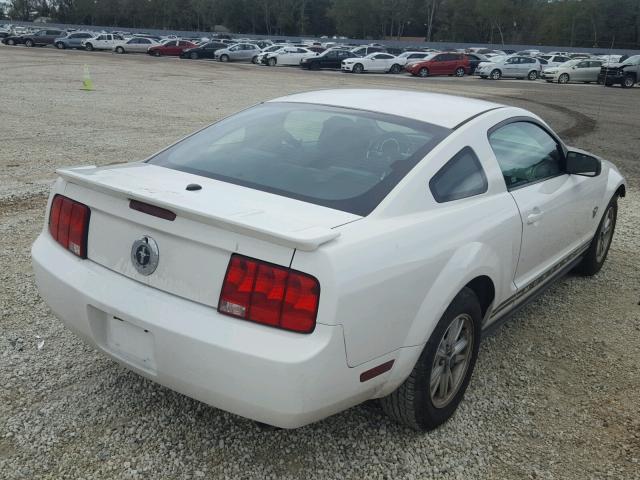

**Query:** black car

left=180, top=41, right=227, bottom=59
left=464, top=53, right=487, bottom=74
left=300, top=49, right=358, bottom=70
left=5, top=29, right=65, bottom=47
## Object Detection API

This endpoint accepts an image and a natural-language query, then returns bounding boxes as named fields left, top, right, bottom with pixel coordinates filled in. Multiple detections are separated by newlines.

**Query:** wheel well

left=465, top=276, right=495, bottom=318
left=616, top=184, right=626, bottom=198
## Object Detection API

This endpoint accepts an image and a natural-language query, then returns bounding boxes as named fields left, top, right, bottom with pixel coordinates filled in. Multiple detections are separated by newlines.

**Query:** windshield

left=622, top=55, right=640, bottom=65
left=149, top=102, right=450, bottom=215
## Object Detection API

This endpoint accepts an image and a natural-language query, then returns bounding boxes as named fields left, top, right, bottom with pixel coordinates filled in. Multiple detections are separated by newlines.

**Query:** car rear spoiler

left=57, top=166, right=341, bottom=252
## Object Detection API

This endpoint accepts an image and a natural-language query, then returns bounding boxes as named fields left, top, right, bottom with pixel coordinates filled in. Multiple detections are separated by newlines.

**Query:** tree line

left=3, top=0, right=640, bottom=49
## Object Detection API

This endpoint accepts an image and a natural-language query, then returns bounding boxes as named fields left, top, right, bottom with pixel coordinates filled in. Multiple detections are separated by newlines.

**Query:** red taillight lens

left=218, top=254, right=319, bottom=333
left=49, top=195, right=90, bottom=258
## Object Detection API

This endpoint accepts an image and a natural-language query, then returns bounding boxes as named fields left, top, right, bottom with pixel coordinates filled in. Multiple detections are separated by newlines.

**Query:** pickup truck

left=598, top=55, right=640, bottom=88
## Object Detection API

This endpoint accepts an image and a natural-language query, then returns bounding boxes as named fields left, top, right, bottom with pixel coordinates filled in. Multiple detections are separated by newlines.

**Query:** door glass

left=489, top=122, right=564, bottom=189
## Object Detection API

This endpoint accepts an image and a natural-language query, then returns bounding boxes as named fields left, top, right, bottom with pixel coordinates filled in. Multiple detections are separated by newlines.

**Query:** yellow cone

left=82, top=65, right=94, bottom=91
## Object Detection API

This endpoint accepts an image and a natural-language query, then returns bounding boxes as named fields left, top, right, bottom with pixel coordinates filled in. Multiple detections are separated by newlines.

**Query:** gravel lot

left=1, top=46, right=639, bottom=480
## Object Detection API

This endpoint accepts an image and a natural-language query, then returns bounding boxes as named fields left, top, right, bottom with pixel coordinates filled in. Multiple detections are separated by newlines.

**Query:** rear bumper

left=31, top=233, right=382, bottom=428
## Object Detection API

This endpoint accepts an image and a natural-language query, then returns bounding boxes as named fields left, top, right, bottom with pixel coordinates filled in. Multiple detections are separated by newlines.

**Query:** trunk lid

left=59, top=163, right=359, bottom=308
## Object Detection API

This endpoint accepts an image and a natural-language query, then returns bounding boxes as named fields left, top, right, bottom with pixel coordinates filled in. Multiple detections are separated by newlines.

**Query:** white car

left=32, top=90, right=626, bottom=430
left=543, top=59, right=604, bottom=83
left=342, top=53, right=403, bottom=73
left=263, top=46, right=317, bottom=66
left=475, top=56, right=542, bottom=80
left=537, top=54, right=573, bottom=69
left=113, top=37, right=159, bottom=54
left=82, top=33, right=124, bottom=51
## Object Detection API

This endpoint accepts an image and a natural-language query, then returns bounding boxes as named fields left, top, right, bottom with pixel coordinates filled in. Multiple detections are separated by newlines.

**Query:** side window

left=489, top=122, right=564, bottom=189
left=429, top=147, right=488, bottom=203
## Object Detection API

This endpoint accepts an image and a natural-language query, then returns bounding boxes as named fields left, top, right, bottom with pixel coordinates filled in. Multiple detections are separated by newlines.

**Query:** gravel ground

left=1, top=46, right=639, bottom=480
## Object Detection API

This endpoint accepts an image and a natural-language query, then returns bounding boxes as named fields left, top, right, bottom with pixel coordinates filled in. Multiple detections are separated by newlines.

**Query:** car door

left=488, top=121, right=604, bottom=289
left=137, top=38, right=153, bottom=53
left=376, top=53, right=395, bottom=71
left=570, top=60, right=590, bottom=81
left=322, top=50, right=338, bottom=68
left=585, top=61, right=603, bottom=81
left=430, top=54, right=446, bottom=74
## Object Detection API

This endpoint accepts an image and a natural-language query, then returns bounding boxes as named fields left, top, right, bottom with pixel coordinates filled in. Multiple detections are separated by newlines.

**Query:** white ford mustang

left=32, top=90, right=626, bottom=430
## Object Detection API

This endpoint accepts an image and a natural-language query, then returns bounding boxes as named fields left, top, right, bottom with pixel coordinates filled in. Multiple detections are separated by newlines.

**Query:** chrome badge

left=131, top=236, right=159, bottom=276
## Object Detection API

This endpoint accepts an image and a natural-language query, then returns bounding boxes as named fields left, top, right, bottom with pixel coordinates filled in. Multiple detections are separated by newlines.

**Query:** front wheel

left=490, top=69, right=501, bottom=80
left=24, top=39, right=34, bottom=47
left=455, top=67, right=465, bottom=77
left=267, top=57, right=276, bottom=66
left=621, top=76, right=635, bottom=88
left=353, top=63, right=364, bottom=73
left=55, top=42, right=65, bottom=49
left=390, top=64, right=401, bottom=74
left=115, top=46, right=124, bottom=54
left=85, top=43, right=94, bottom=51
left=527, top=70, right=538, bottom=80
left=153, top=50, right=161, bottom=57
left=6, top=38, right=15, bottom=45
left=574, top=198, right=618, bottom=276
left=219, top=54, right=229, bottom=62
left=251, top=55, right=258, bottom=64
left=418, top=67, right=429, bottom=77
left=558, top=73, right=570, bottom=84
left=381, top=287, right=481, bottom=430
left=190, top=51, right=198, bottom=59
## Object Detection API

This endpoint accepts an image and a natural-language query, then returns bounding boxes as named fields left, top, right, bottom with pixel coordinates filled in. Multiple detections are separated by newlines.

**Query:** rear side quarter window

left=429, top=147, right=488, bottom=203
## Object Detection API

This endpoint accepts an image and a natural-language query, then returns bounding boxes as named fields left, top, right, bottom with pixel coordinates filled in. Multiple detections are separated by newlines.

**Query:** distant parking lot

left=1, top=46, right=639, bottom=480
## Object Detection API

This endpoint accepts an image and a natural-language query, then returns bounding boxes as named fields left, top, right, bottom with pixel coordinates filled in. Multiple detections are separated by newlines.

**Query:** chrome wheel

left=430, top=313, right=474, bottom=408
left=596, top=207, right=615, bottom=263
left=559, top=73, right=569, bottom=84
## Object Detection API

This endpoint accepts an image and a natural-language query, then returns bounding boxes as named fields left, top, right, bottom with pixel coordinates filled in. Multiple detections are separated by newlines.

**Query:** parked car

left=300, top=48, right=358, bottom=70
left=464, top=53, right=490, bottom=74
left=179, top=41, right=227, bottom=60
left=32, top=89, right=626, bottom=431
left=254, top=44, right=287, bottom=64
left=148, top=40, right=197, bottom=57
left=405, top=53, right=470, bottom=77
left=214, top=43, right=261, bottom=62
left=341, top=52, right=403, bottom=73
left=598, top=55, right=640, bottom=88
left=5, top=29, right=65, bottom=47
left=475, top=56, right=541, bottom=80
left=263, top=46, right=318, bottom=66
left=538, top=54, right=572, bottom=69
left=113, top=37, right=159, bottom=54
left=544, top=59, right=603, bottom=84
left=54, top=32, right=94, bottom=49
left=350, top=45, right=386, bottom=57
left=82, top=33, right=125, bottom=51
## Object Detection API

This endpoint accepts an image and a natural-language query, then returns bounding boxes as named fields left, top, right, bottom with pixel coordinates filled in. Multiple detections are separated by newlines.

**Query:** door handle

left=527, top=209, right=544, bottom=225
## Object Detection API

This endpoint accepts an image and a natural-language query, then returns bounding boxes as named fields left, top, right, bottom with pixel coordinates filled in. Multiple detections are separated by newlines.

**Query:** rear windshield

left=149, top=102, right=450, bottom=215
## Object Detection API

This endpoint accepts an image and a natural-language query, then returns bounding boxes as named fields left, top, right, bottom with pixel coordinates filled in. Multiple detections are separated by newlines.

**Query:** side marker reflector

left=360, top=360, right=395, bottom=382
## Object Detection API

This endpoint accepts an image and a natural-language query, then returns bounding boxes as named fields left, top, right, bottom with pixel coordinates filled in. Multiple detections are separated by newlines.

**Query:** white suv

left=82, top=33, right=124, bottom=51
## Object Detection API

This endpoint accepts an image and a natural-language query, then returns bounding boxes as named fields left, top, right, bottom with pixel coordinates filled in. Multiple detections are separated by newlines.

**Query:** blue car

left=54, top=32, right=94, bottom=50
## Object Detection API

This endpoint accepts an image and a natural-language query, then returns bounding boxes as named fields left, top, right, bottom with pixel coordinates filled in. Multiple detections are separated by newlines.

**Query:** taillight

left=218, top=254, right=320, bottom=333
left=49, top=194, right=90, bottom=258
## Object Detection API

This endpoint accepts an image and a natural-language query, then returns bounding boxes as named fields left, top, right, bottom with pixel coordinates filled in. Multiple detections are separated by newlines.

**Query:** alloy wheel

left=419, top=68, right=428, bottom=77
left=430, top=314, right=474, bottom=408
left=559, top=73, right=569, bottom=84
left=596, top=207, right=615, bottom=263
left=455, top=67, right=464, bottom=77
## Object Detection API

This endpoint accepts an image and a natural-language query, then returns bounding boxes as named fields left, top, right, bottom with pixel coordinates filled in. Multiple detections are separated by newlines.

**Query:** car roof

left=269, top=89, right=503, bottom=129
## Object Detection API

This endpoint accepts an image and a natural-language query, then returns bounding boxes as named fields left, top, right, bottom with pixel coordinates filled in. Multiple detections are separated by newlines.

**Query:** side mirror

left=566, top=151, right=601, bottom=177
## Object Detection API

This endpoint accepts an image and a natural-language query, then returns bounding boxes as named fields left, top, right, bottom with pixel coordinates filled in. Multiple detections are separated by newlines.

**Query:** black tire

left=418, top=67, right=429, bottom=77
left=390, top=64, right=401, bottom=74
left=621, top=76, right=635, bottom=88
left=153, top=50, right=160, bottom=57
left=85, top=43, right=94, bottom=51
left=574, top=197, right=618, bottom=276
left=24, top=39, right=34, bottom=47
left=115, top=46, right=125, bottom=54
left=380, top=287, right=482, bottom=431
left=190, top=51, right=198, bottom=59
left=353, top=63, right=364, bottom=73
left=490, top=69, right=501, bottom=80
left=527, top=70, right=538, bottom=80
left=455, top=67, right=465, bottom=77
left=310, top=62, right=320, bottom=70
left=7, top=38, right=15, bottom=46
left=55, top=42, right=65, bottom=49
left=558, top=73, right=570, bottom=84
left=220, top=54, right=229, bottom=62
left=251, top=55, right=258, bottom=64
left=268, top=57, right=277, bottom=66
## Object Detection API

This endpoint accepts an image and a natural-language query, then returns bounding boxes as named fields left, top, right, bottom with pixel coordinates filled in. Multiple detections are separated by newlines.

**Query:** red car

left=148, top=40, right=197, bottom=57
left=405, top=53, right=470, bottom=78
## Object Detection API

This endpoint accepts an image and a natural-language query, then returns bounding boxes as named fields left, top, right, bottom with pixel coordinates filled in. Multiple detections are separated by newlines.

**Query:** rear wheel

left=455, top=67, right=465, bottom=77
left=418, top=67, right=429, bottom=77
left=24, top=39, right=34, bottom=47
left=622, top=76, right=635, bottom=88
left=490, top=69, right=501, bottom=80
left=527, top=70, right=538, bottom=80
left=381, top=288, right=481, bottom=430
left=55, top=42, right=65, bottom=49
left=390, top=64, right=401, bottom=74
left=558, top=73, right=570, bottom=84
left=575, top=198, right=618, bottom=276
left=353, top=63, right=364, bottom=73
